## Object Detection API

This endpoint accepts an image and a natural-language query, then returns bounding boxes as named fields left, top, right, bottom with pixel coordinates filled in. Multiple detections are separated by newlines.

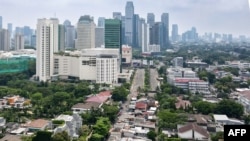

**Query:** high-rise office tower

left=121, top=16, right=126, bottom=45
left=161, top=13, right=169, bottom=48
left=105, top=19, right=122, bottom=50
left=0, top=16, right=2, bottom=30
left=105, top=19, right=122, bottom=73
left=141, top=19, right=149, bottom=53
left=7, top=23, right=12, bottom=37
left=113, top=12, right=122, bottom=20
left=63, top=20, right=75, bottom=49
left=95, top=27, right=104, bottom=48
left=150, top=22, right=162, bottom=45
left=14, top=33, right=24, bottom=50
left=65, top=25, right=75, bottom=49
left=147, top=13, right=155, bottom=28
left=31, top=35, right=36, bottom=48
left=0, top=29, right=10, bottom=51
left=63, top=20, right=71, bottom=27
left=76, top=15, right=95, bottom=50
left=133, top=14, right=140, bottom=48
left=125, top=1, right=134, bottom=46
left=36, top=18, right=59, bottom=82
left=23, top=26, right=32, bottom=46
left=98, top=17, right=105, bottom=27
left=228, top=34, right=233, bottom=42
left=172, top=24, right=178, bottom=42
left=58, top=24, right=65, bottom=51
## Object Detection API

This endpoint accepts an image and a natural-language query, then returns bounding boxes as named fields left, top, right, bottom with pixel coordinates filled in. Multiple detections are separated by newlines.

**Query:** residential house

left=23, top=119, right=49, bottom=132
left=71, top=102, right=102, bottom=114
left=236, top=89, right=250, bottom=113
left=178, top=123, right=210, bottom=141
left=135, top=102, right=148, bottom=111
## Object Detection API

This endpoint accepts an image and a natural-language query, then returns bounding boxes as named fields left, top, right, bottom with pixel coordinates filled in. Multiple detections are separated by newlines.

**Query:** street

left=121, top=68, right=145, bottom=113
left=150, top=68, right=159, bottom=91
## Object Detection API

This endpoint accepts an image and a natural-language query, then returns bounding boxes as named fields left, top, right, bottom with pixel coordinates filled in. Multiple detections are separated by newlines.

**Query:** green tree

left=111, top=86, right=129, bottom=102
left=89, top=133, right=103, bottom=141
left=103, top=104, right=119, bottom=123
left=215, top=99, right=244, bottom=118
left=147, top=130, right=157, bottom=141
left=211, top=132, right=224, bottom=141
left=32, top=131, right=52, bottom=141
left=194, top=101, right=216, bottom=114
left=51, top=131, right=70, bottom=141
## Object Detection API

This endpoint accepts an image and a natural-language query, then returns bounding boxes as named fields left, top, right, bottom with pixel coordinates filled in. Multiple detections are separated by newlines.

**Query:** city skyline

left=0, top=0, right=250, bottom=36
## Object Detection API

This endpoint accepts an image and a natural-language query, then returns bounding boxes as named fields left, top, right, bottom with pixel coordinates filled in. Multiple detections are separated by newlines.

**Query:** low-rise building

left=52, top=114, right=82, bottom=138
left=122, top=45, right=132, bottom=66
left=23, top=119, right=49, bottom=132
left=71, top=102, right=102, bottom=114
left=213, top=114, right=244, bottom=125
left=178, top=123, right=210, bottom=141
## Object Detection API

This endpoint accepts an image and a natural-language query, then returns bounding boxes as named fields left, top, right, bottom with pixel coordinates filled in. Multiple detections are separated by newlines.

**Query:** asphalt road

left=121, top=68, right=145, bottom=112
left=150, top=68, right=159, bottom=91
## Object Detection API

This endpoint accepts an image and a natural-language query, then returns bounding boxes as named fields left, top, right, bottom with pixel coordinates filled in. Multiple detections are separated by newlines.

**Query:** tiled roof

left=24, top=119, right=49, bottom=129
left=97, top=90, right=112, bottom=97
left=135, top=102, right=147, bottom=109
left=72, top=102, right=101, bottom=109
left=178, top=123, right=209, bottom=138
left=86, top=95, right=108, bottom=103
left=175, top=97, right=191, bottom=109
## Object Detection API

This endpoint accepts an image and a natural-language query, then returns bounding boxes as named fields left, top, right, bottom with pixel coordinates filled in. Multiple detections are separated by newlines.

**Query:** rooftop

left=24, top=119, right=49, bottom=129
left=178, top=123, right=209, bottom=138
left=213, top=114, right=229, bottom=121
left=72, top=102, right=101, bottom=109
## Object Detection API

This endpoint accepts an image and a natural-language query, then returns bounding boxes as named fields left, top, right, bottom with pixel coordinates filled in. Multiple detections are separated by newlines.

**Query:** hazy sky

left=1, top=0, right=250, bottom=37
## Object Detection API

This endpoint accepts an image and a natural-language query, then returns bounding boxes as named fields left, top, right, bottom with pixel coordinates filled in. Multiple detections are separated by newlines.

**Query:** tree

left=215, top=99, right=244, bottom=118
left=158, top=110, right=186, bottom=129
left=89, top=133, right=103, bottom=141
left=217, top=92, right=229, bottom=99
left=32, top=131, right=52, bottom=141
left=211, top=132, right=224, bottom=141
left=194, top=101, right=216, bottom=114
left=147, top=130, right=157, bottom=141
left=103, top=104, right=119, bottom=123
left=51, top=131, right=70, bottom=141
left=111, top=86, right=129, bottom=102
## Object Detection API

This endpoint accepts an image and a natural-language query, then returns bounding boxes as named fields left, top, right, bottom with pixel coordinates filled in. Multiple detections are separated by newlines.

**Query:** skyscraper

left=147, top=13, right=155, bottom=28
left=0, top=16, right=2, bottom=30
left=172, top=24, right=178, bottom=42
left=0, top=29, right=10, bottom=51
left=104, top=19, right=122, bottom=51
left=98, top=17, right=105, bottom=27
left=14, top=33, right=24, bottom=50
left=161, top=13, right=169, bottom=48
left=141, top=19, right=149, bottom=53
left=113, top=12, right=122, bottom=20
left=7, top=23, right=12, bottom=37
left=105, top=19, right=122, bottom=73
left=63, top=20, right=71, bottom=27
left=65, top=25, right=75, bottom=49
left=36, top=18, right=59, bottom=82
left=76, top=15, right=95, bottom=50
left=133, top=14, right=140, bottom=48
left=125, top=1, right=134, bottom=46
left=58, top=24, right=65, bottom=51
left=95, top=27, right=104, bottom=48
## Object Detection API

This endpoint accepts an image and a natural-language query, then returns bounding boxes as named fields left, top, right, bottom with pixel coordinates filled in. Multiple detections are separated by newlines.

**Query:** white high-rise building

left=36, top=18, right=59, bottom=82
left=14, top=33, right=24, bottom=50
left=75, top=15, right=95, bottom=50
left=141, top=22, right=149, bottom=53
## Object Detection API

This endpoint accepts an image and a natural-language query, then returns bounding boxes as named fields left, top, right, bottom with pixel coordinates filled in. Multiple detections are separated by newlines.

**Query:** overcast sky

left=1, top=0, right=250, bottom=37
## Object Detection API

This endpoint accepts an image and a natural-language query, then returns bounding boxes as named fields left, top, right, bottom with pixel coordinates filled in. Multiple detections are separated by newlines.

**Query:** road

left=150, top=68, right=159, bottom=91
left=121, top=68, right=145, bottom=112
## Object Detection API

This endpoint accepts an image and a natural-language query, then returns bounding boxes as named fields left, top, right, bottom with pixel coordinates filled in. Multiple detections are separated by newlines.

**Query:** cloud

left=0, top=0, right=249, bottom=36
